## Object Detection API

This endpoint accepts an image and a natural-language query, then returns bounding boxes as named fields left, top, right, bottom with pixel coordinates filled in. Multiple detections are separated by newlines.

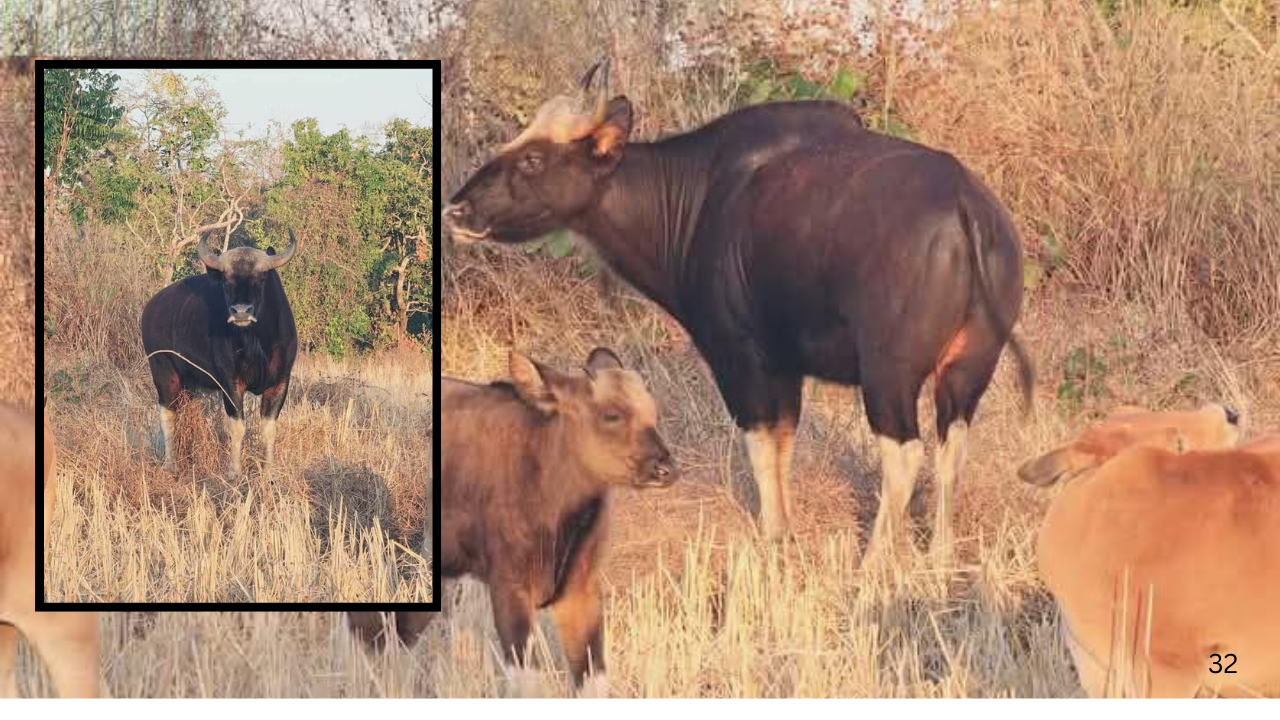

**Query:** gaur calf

left=347, top=347, right=677, bottom=696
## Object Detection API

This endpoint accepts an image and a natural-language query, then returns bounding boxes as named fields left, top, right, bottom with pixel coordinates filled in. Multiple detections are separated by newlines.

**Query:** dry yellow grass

left=42, top=351, right=434, bottom=603
left=28, top=250, right=1279, bottom=697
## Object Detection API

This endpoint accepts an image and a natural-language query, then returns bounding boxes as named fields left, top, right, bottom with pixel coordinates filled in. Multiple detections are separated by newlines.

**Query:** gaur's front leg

left=260, top=378, right=290, bottom=470
left=488, top=581, right=539, bottom=697
left=222, top=388, right=246, bottom=480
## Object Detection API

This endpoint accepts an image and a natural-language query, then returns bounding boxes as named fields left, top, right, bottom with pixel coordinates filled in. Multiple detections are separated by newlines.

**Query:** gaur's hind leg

left=930, top=337, right=999, bottom=561
left=148, top=356, right=183, bottom=473
left=862, top=369, right=927, bottom=561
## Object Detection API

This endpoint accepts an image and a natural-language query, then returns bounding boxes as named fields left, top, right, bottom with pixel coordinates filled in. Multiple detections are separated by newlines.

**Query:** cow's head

left=509, top=346, right=677, bottom=488
left=1018, top=402, right=1242, bottom=486
left=444, top=59, right=634, bottom=244
left=198, top=230, right=298, bottom=327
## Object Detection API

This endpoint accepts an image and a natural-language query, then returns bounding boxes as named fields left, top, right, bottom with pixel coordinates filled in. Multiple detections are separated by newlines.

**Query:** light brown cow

left=1020, top=403, right=1280, bottom=697
left=0, top=405, right=100, bottom=698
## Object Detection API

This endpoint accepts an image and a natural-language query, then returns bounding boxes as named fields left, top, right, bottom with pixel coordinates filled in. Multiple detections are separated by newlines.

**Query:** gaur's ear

left=584, top=347, right=623, bottom=380
left=1017, top=445, right=1099, bottom=487
left=509, top=351, right=560, bottom=414
left=266, top=246, right=278, bottom=256
left=590, top=96, right=633, bottom=170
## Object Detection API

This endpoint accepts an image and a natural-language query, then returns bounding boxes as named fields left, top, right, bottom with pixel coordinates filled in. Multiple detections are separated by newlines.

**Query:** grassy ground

left=27, top=247, right=1279, bottom=697
left=42, top=350, right=434, bottom=603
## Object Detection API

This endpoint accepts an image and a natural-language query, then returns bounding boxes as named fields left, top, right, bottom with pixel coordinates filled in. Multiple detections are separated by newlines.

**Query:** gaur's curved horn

left=501, top=58, right=614, bottom=151
left=197, top=232, right=223, bottom=271
left=579, top=57, right=611, bottom=125
left=266, top=228, right=298, bottom=270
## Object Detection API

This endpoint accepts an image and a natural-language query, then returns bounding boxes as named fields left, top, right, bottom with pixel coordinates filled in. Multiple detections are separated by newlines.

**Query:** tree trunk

left=394, top=254, right=411, bottom=341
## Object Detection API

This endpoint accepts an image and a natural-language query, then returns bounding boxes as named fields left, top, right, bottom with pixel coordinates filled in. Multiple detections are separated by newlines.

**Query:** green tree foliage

left=59, top=70, right=434, bottom=357
left=262, top=117, right=434, bottom=356
left=42, top=68, right=126, bottom=212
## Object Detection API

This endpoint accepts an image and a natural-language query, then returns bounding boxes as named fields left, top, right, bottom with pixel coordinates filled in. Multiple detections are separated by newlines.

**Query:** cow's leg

left=0, top=624, right=19, bottom=698
left=862, top=368, right=927, bottom=561
left=1062, top=620, right=1107, bottom=698
left=737, top=375, right=803, bottom=542
left=20, top=613, right=101, bottom=698
left=489, top=582, right=539, bottom=697
left=931, top=333, right=1001, bottom=560
left=260, top=378, right=290, bottom=469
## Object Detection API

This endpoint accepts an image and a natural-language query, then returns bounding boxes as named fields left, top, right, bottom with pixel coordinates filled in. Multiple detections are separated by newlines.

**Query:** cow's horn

left=197, top=232, right=223, bottom=271
left=266, top=228, right=298, bottom=269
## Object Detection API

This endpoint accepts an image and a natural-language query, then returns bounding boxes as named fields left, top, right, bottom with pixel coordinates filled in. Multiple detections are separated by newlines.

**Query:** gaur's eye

left=601, top=410, right=623, bottom=425
left=516, top=151, right=544, bottom=175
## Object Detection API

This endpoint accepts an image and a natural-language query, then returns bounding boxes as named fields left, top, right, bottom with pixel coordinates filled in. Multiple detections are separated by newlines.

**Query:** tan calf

left=1021, top=404, right=1280, bottom=697
left=0, top=405, right=100, bottom=698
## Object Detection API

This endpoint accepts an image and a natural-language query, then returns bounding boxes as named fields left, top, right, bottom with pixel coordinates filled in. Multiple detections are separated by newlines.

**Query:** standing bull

left=141, top=230, right=299, bottom=479
left=445, top=60, right=1032, bottom=559
left=0, top=404, right=100, bottom=697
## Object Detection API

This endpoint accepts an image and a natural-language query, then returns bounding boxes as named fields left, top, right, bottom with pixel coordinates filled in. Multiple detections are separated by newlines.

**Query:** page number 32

left=1209, top=654, right=1237, bottom=674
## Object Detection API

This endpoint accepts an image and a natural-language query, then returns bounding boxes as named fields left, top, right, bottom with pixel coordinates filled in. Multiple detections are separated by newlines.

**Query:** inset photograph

left=40, top=63, right=438, bottom=605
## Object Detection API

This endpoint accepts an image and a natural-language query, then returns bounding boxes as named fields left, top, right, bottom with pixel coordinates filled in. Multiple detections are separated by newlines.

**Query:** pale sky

left=100, top=68, right=435, bottom=141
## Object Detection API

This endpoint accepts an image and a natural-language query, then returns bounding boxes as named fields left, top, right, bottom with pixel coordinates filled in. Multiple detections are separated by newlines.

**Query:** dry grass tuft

left=900, top=1, right=1280, bottom=344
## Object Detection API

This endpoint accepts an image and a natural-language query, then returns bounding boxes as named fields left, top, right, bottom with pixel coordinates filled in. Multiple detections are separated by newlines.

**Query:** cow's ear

left=584, top=347, right=623, bottom=380
left=509, top=351, right=559, bottom=414
left=589, top=96, right=633, bottom=172
left=1017, top=445, right=1098, bottom=486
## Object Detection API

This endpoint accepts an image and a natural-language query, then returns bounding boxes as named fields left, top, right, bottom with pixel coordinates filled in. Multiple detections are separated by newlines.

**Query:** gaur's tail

left=958, top=194, right=1035, bottom=416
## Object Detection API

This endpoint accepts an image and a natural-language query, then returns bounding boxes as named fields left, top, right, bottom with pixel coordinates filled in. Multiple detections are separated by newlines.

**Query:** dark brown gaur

left=347, top=347, right=677, bottom=697
left=140, top=229, right=299, bottom=479
left=445, top=59, right=1033, bottom=560
left=0, top=404, right=100, bottom=697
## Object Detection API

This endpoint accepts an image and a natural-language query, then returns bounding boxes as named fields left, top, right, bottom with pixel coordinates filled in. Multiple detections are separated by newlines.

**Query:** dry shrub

left=898, top=1, right=1280, bottom=344
left=1, top=66, right=34, bottom=404
left=11, top=0, right=453, bottom=59
left=44, top=220, right=154, bottom=370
